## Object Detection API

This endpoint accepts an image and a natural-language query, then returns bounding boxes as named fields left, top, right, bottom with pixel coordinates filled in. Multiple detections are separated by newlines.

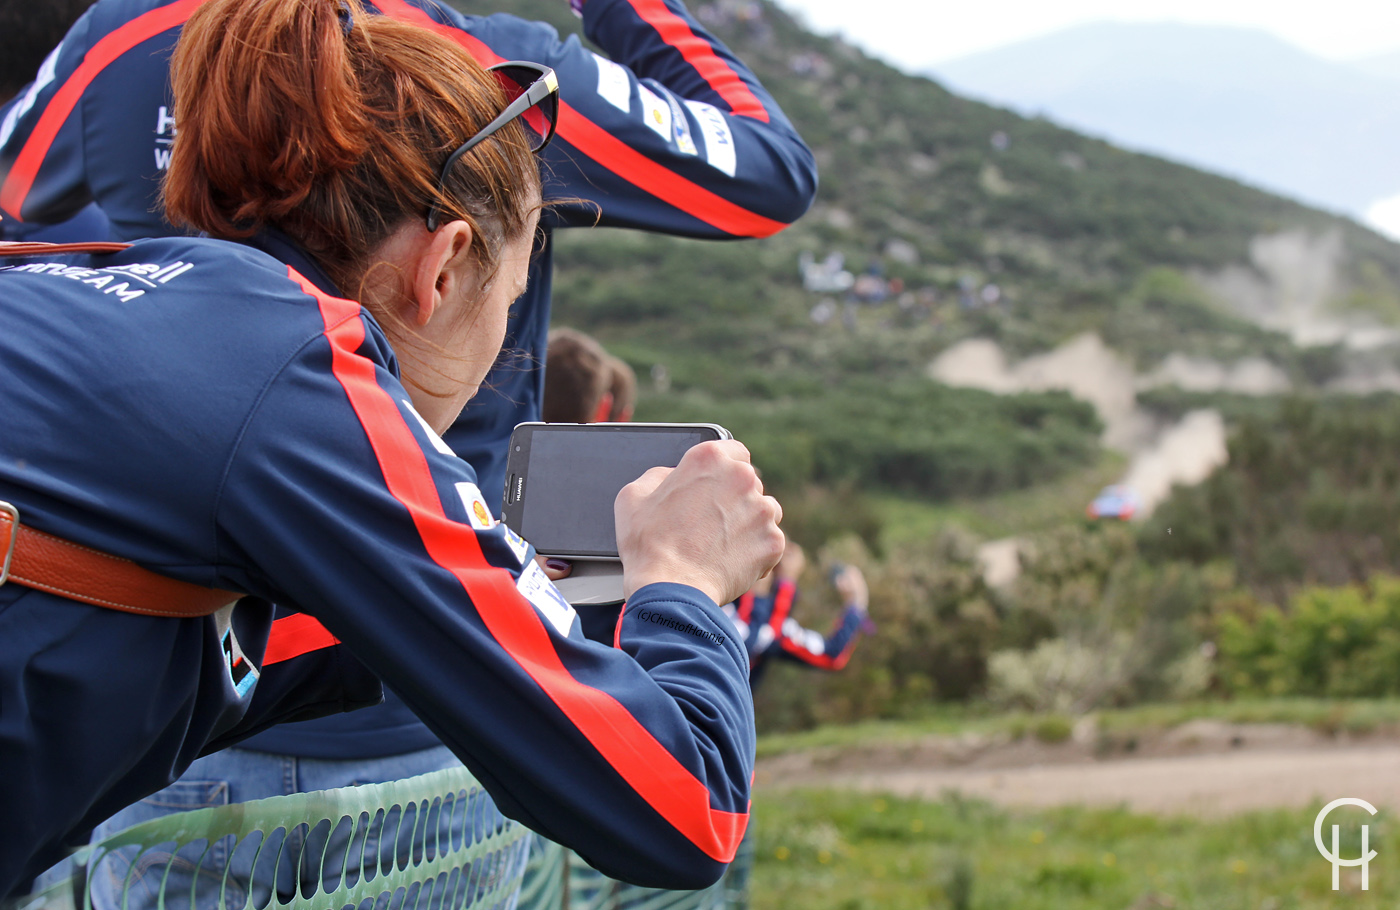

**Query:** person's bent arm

left=0, top=7, right=100, bottom=226
left=215, top=294, right=778, bottom=889
left=379, top=0, right=818, bottom=237
left=769, top=566, right=868, bottom=671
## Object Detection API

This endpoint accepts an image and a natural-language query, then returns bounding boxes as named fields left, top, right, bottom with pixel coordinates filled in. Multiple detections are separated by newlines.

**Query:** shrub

left=753, top=531, right=999, bottom=731
left=1215, top=576, right=1400, bottom=698
left=991, top=524, right=1217, bottom=712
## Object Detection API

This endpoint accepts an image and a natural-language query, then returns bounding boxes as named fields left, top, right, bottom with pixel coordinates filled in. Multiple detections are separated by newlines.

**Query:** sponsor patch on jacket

left=456, top=482, right=497, bottom=529
left=593, top=53, right=632, bottom=113
left=684, top=101, right=737, bottom=177
left=222, top=627, right=259, bottom=698
left=516, top=560, right=577, bottom=636
left=639, top=84, right=673, bottom=142
left=404, top=400, right=455, bottom=455
left=501, top=524, right=531, bottom=566
left=666, top=91, right=698, bottom=156
left=215, top=605, right=260, bottom=700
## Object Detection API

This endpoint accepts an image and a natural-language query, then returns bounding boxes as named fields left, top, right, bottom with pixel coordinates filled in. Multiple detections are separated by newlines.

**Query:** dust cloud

left=1196, top=228, right=1400, bottom=349
left=935, top=334, right=1235, bottom=586
left=1120, top=410, right=1228, bottom=514
left=927, top=334, right=1151, bottom=451
left=929, top=333, right=1233, bottom=518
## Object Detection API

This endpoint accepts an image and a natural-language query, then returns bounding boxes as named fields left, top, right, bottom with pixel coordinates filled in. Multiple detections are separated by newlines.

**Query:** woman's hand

left=615, top=440, right=784, bottom=606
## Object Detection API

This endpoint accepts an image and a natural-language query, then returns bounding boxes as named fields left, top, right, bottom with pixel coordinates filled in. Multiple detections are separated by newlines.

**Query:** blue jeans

left=80, top=744, right=475, bottom=910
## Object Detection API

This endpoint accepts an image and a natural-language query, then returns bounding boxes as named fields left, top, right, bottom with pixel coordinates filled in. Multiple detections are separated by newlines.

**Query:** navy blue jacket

left=0, top=237, right=755, bottom=897
left=0, top=0, right=815, bottom=758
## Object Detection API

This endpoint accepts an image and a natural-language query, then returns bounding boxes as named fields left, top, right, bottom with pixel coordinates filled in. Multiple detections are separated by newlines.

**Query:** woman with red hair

left=0, top=0, right=781, bottom=899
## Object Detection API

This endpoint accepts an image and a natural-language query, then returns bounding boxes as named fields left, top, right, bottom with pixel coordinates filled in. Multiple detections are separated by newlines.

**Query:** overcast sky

left=772, top=0, right=1400, bottom=70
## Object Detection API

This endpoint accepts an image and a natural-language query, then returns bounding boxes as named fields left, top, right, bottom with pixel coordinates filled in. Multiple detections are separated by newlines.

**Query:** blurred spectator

left=726, top=542, right=870, bottom=687
left=542, top=328, right=611, bottom=423
left=542, top=328, right=636, bottom=425
left=604, top=355, right=637, bottom=422
left=718, top=542, right=871, bottom=906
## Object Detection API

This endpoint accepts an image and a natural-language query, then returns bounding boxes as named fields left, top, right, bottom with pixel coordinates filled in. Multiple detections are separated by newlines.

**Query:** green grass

left=751, top=788, right=1392, bottom=909
left=871, top=450, right=1128, bottom=546
left=756, top=697, right=1400, bottom=759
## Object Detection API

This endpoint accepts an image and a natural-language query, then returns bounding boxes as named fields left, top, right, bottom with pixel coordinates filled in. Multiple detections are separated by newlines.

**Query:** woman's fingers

left=615, top=440, right=783, bottom=605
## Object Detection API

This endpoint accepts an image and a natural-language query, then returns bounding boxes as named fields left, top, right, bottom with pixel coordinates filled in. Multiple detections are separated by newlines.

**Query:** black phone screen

left=515, top=425, right=720, bottom=557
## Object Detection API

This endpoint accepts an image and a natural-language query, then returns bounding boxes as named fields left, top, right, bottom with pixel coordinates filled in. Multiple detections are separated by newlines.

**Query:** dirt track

left=755, top=721, right=1400, bottom=816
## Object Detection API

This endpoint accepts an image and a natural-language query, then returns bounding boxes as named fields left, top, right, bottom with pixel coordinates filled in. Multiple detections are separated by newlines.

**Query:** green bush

left=1142, top=395, right=1400, bottom=604
left=1032, top=715, right=1074, bottom=744
left=753, top=532, right=999, bottom=731
left=1216, top=576, right=1400, bottom=698
left=991, top=524, right=1217, bottom=711
left=637, top=378, right=1101, bottom=501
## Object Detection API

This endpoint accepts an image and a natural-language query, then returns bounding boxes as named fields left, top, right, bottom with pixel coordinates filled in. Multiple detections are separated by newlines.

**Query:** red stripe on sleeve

left=624, top=0, right=768, bottom=122
left=613, top=601, right=628, bottom=649
left=553, top=107, right=785, bottom=236
left=0, top=0, right=204, bottom=220
left=373, top=0, right=787, bottom=238
left=778, top=634, right=850, bottom=670
left=296, top=268, right=747, bottom=862
left=736, top=592, right=753, bottom=624
left=262, top=614, right=342, bottom=666
left=767, top=579, right=795, bottom=634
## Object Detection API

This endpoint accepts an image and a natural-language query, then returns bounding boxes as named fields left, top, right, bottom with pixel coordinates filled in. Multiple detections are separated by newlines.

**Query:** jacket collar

left=240, top=228, right=344, bottom=299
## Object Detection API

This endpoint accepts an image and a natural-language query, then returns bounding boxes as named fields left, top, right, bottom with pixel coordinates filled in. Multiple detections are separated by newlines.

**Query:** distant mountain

left=928, top=22, right=1400, bottom=217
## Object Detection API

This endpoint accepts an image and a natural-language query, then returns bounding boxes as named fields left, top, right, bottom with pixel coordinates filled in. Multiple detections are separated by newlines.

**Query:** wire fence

left=12, top=768, right=529, bottom=910
left=11, top=769, right=752, bottom=910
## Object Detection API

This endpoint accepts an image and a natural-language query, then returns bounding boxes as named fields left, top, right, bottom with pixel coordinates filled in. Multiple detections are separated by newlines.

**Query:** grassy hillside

left=455, top=0, right=1400, bottom=507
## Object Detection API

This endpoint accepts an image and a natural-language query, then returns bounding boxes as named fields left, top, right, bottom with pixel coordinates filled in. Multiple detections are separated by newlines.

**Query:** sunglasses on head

left=425, top=60, right=559, bottom=232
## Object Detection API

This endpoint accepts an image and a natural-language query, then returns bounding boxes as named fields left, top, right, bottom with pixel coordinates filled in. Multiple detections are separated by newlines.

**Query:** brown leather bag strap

left=0, top=502, right=240, bottom=618
left=0, top=241, right=133, bottom=257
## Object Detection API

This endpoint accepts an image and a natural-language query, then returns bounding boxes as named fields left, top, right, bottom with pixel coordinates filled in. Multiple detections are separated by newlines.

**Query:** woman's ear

left=409, top=220, right=476, bottom=327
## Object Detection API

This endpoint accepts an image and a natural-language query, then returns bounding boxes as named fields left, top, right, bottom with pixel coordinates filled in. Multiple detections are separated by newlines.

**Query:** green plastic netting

left=12, top=767, right=529, bottom=910
left=540, top=846, right=733, bottom=910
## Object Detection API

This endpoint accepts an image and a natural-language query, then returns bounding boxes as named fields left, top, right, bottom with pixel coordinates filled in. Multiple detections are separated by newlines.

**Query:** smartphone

left=501, top=422, right=731, bottom=560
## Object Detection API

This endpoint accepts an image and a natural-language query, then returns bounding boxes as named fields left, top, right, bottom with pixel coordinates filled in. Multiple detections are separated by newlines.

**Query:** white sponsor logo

left=455, top=482, right=497, bottom=529
left=784, top=618, right=826, bottom=655
left=1315, top=798, right=1378, bottom=890
left=501, top=525, right=531, bottom=566
left=0, top=41, right=61, bottom=148
left=592, top=53, right=632, bottom=114
left=638, top=85, right=672, bottom=142
left=404, top=401, right=456, bottom=455
left=516, top=560, right=577, bottom=636
left=0, top=259, right=195, bottom=303
left=154, top=105, right=177, bottom=171
left=685, top=101, right=736, bottom=177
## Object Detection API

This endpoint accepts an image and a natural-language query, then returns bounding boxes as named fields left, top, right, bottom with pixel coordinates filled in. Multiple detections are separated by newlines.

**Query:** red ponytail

left=164, top=0, right=540, bottom=296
